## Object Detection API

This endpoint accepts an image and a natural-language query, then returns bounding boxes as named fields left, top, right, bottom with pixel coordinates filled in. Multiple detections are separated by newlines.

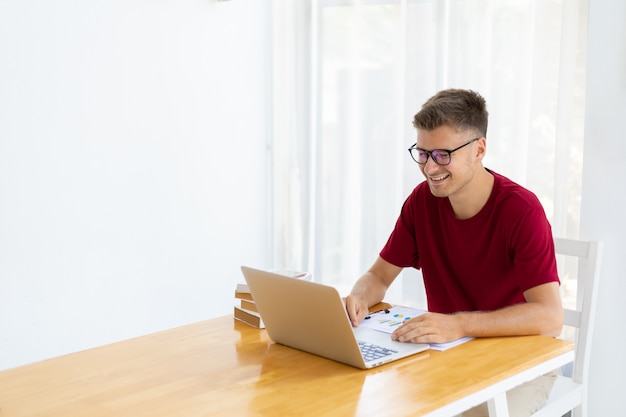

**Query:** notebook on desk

left=240, top=266, right=429, bottom=369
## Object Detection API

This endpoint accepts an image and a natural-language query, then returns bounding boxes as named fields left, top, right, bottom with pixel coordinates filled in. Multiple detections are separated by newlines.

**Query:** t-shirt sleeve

left=379, top=191, right=421, bottom=269
left=508, top=202, right=560, bottom=291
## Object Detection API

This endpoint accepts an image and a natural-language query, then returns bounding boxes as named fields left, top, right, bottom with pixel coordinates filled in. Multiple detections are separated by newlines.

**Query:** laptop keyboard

left=358, top=340, right=398, bottom=362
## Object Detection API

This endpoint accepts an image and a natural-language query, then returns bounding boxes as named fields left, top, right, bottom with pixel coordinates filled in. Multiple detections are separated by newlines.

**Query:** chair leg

left=487, top=392, right=510, bottom=417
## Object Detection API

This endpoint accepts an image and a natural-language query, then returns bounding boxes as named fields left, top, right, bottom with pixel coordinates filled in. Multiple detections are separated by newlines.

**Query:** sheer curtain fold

left=272, top=0, right=588, bottom=302
left=271, top=0, right=313, bottom=272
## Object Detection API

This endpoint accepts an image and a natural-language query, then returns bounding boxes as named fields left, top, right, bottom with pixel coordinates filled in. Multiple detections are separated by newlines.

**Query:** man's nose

left=423, top=156, right=440, bottom=173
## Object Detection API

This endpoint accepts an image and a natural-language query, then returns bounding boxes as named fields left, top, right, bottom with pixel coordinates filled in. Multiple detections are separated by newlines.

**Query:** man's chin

left=428, top=184, right=449, bottom=198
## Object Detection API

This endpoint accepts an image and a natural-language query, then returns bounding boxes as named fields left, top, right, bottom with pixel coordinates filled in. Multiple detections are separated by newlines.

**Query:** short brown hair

left=412, top=89, right=488, bottom=137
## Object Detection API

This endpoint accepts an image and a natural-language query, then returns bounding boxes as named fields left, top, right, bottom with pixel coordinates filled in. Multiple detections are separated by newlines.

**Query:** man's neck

left=449, top=168, right=494, bottom=220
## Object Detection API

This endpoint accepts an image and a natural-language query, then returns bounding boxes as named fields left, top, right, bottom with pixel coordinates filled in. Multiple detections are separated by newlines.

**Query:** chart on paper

left=361, top=306, right=426, bottom=333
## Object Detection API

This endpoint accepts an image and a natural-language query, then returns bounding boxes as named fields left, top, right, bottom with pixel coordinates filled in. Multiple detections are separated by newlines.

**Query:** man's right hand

left=345, top=257, right=402, bottom=327
left=345, top=294, right=370, bottom=327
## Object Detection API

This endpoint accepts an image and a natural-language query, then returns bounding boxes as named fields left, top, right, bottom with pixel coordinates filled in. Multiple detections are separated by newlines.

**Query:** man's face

left=415, top=125, right=483, bottom=199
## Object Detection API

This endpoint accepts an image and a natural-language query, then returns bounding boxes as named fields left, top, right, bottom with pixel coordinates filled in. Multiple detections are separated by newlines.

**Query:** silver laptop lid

left=240, top=266, right=366, bottom=368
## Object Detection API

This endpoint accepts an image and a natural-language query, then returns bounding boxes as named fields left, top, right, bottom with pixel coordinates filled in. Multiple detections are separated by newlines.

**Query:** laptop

left=240, top=266, right=429, bottom=369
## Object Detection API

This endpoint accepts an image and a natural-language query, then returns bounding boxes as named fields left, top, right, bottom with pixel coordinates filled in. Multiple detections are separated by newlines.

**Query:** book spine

left=233, top=306, right=265, bottom=329
left=240, top=299, right=258, bottom=312
left=234, top=290, right=254, bottom=301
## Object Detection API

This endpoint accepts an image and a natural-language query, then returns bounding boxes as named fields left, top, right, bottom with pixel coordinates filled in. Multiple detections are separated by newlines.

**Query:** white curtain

left=271, top=0, right=588, bottom=306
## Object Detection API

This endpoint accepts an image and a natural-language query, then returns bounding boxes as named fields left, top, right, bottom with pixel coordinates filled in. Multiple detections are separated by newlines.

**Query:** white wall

left=0, top=0, right=271, bottom=370
left=581, top=0, right=626, bottom=414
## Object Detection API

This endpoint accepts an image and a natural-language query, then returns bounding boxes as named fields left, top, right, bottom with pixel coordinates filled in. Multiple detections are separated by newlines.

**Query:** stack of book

left=233, top=283, right=264, bottom=328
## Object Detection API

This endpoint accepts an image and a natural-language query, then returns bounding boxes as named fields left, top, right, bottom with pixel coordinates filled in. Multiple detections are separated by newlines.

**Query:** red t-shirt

left=380, top=170, right=559, bottom=314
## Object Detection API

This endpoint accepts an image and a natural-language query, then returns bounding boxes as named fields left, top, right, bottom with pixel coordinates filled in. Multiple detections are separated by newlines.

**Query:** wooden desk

left=0, top=312, right=573, bottom=417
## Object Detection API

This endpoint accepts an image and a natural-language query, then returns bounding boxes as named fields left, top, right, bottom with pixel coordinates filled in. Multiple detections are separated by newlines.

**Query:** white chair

left=531, top=237, right=603, bottom=417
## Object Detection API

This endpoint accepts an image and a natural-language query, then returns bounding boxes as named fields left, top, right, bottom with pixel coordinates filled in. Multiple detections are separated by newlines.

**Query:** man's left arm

left=391, top=282, right=563, bottom=344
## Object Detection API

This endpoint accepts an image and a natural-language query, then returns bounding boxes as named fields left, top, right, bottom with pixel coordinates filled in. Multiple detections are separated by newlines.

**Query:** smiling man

left=345, top=89, right=563, bottom=417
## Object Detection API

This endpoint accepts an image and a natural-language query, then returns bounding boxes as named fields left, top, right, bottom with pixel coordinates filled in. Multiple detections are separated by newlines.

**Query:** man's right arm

left=345, top=256, right=403, bottom=327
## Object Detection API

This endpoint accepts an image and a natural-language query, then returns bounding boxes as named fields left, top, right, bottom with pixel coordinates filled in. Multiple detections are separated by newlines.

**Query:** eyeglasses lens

left=431, top=151, right=450, bottom=165
left=410, top=149, right=451, bottom=165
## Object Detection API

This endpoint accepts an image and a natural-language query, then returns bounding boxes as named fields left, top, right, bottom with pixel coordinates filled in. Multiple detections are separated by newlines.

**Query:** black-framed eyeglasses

left=407, top=138, right=480, bottom=166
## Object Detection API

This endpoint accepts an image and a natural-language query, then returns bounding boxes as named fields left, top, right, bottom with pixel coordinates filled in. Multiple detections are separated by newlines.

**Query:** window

left=271, top=0, right=588, bottom=306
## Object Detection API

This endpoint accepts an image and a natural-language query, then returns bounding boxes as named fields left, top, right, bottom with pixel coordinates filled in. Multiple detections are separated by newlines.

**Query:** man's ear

left=475, top=137, right=487, bottom=161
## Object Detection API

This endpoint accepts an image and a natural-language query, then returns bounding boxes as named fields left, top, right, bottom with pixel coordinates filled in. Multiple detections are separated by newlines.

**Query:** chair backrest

left=553, top=237, right=603, bottom=385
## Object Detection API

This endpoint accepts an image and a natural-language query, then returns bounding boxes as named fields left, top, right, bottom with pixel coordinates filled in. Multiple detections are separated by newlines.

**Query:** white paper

left=360, top=306, right=473, bottom=351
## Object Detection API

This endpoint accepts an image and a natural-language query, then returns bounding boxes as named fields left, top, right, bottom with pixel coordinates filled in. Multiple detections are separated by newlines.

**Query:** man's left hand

left=391, top=312, right=464, bottom=344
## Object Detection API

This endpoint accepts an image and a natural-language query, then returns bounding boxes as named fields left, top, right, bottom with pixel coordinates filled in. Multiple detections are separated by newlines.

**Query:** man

left=345, top=89, right=563, bottom=417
